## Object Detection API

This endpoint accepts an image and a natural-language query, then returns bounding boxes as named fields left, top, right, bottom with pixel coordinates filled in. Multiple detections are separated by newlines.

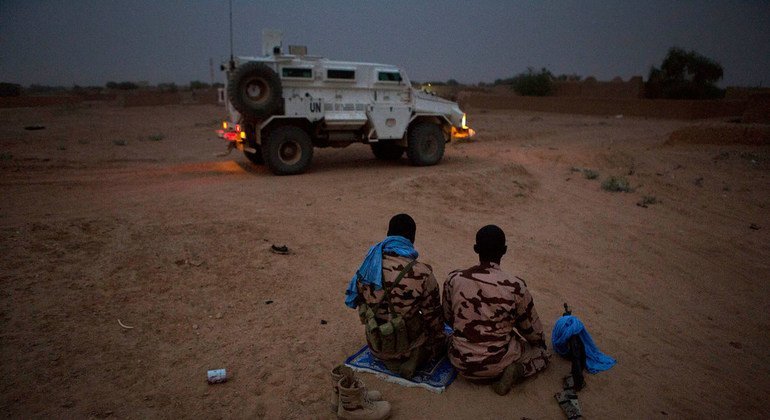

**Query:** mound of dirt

left=388, top=163, right=534, bottom=211
left=666, top=123, right=770, bottom=146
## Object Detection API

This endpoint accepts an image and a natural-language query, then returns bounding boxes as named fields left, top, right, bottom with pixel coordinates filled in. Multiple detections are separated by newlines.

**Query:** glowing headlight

left=461, top=113, right=468, bottom=129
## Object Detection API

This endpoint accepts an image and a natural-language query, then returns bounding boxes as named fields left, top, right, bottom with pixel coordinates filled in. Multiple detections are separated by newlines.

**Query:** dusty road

left=1, top=103, right=768, bottom=418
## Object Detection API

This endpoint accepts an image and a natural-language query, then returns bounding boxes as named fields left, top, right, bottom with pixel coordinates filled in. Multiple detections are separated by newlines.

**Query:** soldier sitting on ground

left=442, top=225, right=550, bottom=395
left=345, top=213, right=445, bottom=379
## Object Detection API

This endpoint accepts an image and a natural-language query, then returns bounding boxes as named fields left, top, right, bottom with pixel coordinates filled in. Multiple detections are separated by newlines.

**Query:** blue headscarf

left=344, top=236, right=418, bottom=309
left=552, top=315, right=616, bottom=373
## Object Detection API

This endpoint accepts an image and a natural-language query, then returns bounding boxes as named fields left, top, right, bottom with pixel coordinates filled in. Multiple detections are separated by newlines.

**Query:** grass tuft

left=582, top=169, right=599, bottom=180
left=602, top=176, right=631, bottom=192
left=637, top=195, right=658, bottom=207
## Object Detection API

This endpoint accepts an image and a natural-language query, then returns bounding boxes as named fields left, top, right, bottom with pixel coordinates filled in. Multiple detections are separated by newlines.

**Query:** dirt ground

left=1, top=103, right=768, bottom=419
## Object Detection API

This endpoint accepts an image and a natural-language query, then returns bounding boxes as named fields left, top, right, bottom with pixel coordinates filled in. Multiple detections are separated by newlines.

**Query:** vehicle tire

left=241, top=120, right=263, bottom=165
left=228, top=62, right=282, bottom=120
left=370, top=141, right=404, bottom=160
left=406, top=122, right=445, bottom=166
left=261, top=125, right=313, bottom=175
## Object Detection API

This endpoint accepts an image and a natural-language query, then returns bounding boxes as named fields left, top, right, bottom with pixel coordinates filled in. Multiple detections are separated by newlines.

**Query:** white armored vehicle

left=218, top=31, right=473, bottom=175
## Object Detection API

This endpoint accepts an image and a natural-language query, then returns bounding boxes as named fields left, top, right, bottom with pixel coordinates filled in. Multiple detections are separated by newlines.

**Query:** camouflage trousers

left=518, top=340, right=551, bottom=377
left=460, top=340, right=551, bottom=383
left=379, top=344, right=433, bottom=380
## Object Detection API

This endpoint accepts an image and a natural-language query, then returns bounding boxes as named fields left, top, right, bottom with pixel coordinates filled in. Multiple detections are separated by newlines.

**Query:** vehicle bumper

left=216, top=121, right=247, bottom=151
left=451, top=126, right=476, bottom=140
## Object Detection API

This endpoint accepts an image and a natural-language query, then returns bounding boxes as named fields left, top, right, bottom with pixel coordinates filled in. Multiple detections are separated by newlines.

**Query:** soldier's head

left=474, top=224, right=507, bottom=263
left=387, top=213, right=416, bottom=244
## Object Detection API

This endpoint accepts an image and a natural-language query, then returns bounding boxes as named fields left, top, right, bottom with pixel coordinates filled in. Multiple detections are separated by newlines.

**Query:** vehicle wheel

left=241, top=121, right=263, bottom=165
left=370, top=141, right=404, bottom=160
left=406, top=122, right=445, bottom=166
left=261, top=125, right=313, bottom=175
left=228, top=62, right=282, bottom=120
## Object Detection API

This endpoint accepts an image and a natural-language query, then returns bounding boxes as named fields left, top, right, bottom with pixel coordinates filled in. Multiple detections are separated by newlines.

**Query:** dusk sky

left=1, top=1, right=769, bottom=87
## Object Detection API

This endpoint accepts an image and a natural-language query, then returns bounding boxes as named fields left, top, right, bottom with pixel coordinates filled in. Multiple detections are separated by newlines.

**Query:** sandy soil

left=1, top=102, right=768, bottom=418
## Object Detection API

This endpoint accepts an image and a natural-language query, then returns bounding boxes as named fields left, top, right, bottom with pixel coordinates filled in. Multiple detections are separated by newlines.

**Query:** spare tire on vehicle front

left=227, top=62, right=282, bottom=120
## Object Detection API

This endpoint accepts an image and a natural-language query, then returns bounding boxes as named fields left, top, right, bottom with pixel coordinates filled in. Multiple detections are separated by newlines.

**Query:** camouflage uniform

left=356, top=253, right=445, bottom=362
left=442, top=262, right=550, bottom=379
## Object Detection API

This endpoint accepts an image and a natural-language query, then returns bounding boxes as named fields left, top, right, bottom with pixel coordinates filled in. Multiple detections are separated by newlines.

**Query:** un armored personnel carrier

left=218, top=31, right=473, bottom=175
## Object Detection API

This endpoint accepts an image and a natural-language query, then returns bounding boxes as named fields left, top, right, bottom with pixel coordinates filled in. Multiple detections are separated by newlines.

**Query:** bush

left=511, top=68, right=553, bottom=97
left=601, top=176, right=631, bottom=192
left=27, top=84, right=67, bottom=94
left=117, top=81, right=138, bottom=90
left=189, top=80, right=210, bottom=90
left=0, top=82, right=22, bottom=97
left=646, top=47, right=724, bottom=99
left=555, top=73, right=581, bottom=82
left=157, top=83, right=178, bottom=92
left=637, top=196, right=658, bottom=207
left=582, top=169, right=599, bottom=180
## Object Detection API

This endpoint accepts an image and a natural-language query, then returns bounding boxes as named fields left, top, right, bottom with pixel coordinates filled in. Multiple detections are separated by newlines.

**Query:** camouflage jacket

left=356, top=253, right=445, bottom=361
left=442, top=261, right=547, bottom=379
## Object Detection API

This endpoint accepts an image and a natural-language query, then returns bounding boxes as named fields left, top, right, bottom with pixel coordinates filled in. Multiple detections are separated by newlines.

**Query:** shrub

left=27, top=84, right=67, bottom=94
left=189, top=80, right=210, bottom=90
left=157, top=83, right=178, bottom=92
left=511, top=67, right=553, bottom=97
left=117, top=81, right=138, bottom=90
left=582, top=169, right=599, bottom=180
left=555, top=73, right=581, bottom=82
left=0, top=82, right=22, bottom=97
left=637, top=196, right=658, bottom=207
left=601, top=176, right=631, bottom=192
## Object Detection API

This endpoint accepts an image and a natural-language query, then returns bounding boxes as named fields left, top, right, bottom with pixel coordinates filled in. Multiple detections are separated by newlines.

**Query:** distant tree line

left=491, top=69, right=584, bottom=96
left=0, top=48, right=727, bottom=100
left=0, top=80, right=225, bottom=97
left=483, top=47, right=725, bottom=99
left=103, top=80, right=223, bottom=91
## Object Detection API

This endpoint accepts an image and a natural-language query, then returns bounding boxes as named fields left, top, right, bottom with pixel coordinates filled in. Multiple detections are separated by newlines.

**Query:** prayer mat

left=344, top=345, right=457, bottom=393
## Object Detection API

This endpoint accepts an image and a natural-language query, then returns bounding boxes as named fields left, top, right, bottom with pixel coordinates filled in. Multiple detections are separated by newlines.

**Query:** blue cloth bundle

left=345, top=236, right=418, bottom=308
left=552, top=315, right=616, bottom=373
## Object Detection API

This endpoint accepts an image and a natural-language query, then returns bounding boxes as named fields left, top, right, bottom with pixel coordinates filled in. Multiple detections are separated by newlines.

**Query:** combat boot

left=336, top=376, right=391, bottom=420
left=330, top=365, right=382, bottom=413
left=492, top=362, right=525, bottom=396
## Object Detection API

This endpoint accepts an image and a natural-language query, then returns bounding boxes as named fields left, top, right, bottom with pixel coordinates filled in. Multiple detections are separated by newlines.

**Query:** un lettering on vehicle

left=310, top=101, right=322, bottom=113
left=283, top=97, right=323, bottom=121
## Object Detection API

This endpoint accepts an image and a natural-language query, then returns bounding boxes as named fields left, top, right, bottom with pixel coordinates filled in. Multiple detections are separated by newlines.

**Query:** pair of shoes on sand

left=331, top=364, right=390, bottom=419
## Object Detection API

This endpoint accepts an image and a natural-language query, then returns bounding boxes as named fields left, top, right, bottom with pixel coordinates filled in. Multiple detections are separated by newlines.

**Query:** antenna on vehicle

left=228, top=0, right=235, bottom=70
